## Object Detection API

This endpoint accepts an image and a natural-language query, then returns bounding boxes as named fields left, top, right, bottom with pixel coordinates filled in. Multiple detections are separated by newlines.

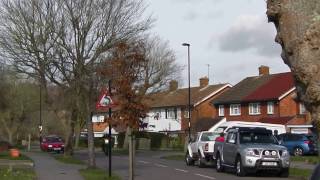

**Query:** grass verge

left=0, top=168, right=36, bottom=180
left=0, top=151, right=32, bottom=161
left=161, top=154, right=184, bottom=161
left=291, top=156, right=320, bottom=164
left=290, top=167, right=312, bottom=180
left=53, top=155, right=85, bottom=165
left=79, top=168, right=121, bottom=180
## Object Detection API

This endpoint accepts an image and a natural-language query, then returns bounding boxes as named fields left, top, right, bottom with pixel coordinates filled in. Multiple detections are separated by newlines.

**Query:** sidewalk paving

left=25, top=152, right=85, bottom=180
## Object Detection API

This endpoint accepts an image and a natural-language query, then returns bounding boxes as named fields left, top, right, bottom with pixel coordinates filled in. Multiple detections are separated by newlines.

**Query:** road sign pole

left=108, top=80, right=112, bottom=177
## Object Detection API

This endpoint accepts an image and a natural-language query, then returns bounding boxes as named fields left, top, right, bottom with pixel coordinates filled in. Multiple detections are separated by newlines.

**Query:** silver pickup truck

left=214, top=127, right=290, bottom=177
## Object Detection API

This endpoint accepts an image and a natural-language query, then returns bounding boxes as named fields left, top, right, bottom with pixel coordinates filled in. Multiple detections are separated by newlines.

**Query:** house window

left=249, top=103, right=260, bottom=115
left=154, top=110, right=161, bottom=120
left=184, top=110, right=189, bottom=118
left=218, top=105, right=224, bottom=116
left=299, top=103, right=306, bottom=114
left=267, top=102, right=274, bottom=114
left=166, top=108, right=177, bottom=119
left=230, top=104, right=241, bottom=116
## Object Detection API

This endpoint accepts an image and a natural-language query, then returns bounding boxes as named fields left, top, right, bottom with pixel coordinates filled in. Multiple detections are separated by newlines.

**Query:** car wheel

left=279, top=168, right=289, bottom=178
left=235, top=156, right=246, bottom=177
left=216, top=154, right=224, bottom=172
left=197, top=152, right=205, bottom=168
left=185, top=151, right=194, bottom=166
left=293, top=147, right=304, bottom=156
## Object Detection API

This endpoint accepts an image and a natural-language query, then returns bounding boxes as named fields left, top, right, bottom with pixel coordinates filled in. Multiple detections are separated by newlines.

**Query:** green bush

left=117, top=132, right=125, bottom=149
left=77, top=138, right=105, bottom=148
left=149, top=132, right=166, bottom=149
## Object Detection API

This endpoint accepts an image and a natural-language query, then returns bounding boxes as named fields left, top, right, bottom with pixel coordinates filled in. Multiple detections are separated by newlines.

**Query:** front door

left=223, top=132, right=237, bottom=166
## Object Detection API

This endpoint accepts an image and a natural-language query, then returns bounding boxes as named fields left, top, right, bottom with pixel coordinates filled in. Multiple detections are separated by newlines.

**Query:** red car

left=40, top=135, right=64, bottom=153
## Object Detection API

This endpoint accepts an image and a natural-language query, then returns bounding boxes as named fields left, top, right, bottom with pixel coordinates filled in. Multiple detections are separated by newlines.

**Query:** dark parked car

left=40, top=135, right=64, bottom=153
left=276, top=133, right=317, bottom=156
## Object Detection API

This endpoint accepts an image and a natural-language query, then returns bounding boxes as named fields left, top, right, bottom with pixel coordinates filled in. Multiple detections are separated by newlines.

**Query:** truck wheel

left=235, top=156, right=246, bottom=177
left=185, top=151, right=194, bottom=166
left=216, top=154, right=224, bottom=172
left=279, top=168, right=289, bottom=177
left=197, top=152, right=205, bottom=168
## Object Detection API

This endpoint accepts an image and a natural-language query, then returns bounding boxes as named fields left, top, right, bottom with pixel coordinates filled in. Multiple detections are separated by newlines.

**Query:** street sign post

left=96, top=82, right=116, bottom=178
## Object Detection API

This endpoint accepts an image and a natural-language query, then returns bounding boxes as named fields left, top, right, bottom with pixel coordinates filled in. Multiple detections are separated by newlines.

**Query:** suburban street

left=75, top=150, right=294, bottom=180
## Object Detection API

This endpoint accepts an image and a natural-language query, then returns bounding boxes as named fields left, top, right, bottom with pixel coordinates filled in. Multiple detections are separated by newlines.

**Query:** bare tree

left=0, top=0, right=152, bottom=167
left=139, top=35, right=182, bottom=95
left=266, top=0, right=320, bottom=152
left=0, top=67, right=39, bottom=144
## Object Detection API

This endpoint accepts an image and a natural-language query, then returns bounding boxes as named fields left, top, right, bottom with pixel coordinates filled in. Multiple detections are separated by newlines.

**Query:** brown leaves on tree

left=100, top=41, right=149, bottom=128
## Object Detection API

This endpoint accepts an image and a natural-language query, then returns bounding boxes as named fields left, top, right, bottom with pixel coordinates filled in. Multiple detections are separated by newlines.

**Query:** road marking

left=194, top=173, right=215, bottom=179
left=175, top=168, right=188, bottom=173
left=154, top=163, right=168, bottom=168
left=138, top=160, right=150, bottom=164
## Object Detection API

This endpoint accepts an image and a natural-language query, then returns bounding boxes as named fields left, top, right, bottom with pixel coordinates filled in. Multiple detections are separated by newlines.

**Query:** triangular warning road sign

left=96, top=89, right=116, bottom=110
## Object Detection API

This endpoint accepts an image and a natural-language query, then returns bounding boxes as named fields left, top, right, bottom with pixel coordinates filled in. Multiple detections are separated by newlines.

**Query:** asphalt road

left=75, top=150, right=294, bottom=180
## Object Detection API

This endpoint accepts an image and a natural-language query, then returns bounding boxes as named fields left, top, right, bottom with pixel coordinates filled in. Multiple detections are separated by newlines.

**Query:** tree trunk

left=8, top=131, right=13, bottom=145
left=266, top=0, right=320, bottom=155
left=64, top=108, right=77, bottom=156
left=128, top=126, right=134, bottom=180
left=87, top=112, right=96, bottom=168
left=74, top=123, right=81, bottom=149
left=123, top=126, right=130, bottom=150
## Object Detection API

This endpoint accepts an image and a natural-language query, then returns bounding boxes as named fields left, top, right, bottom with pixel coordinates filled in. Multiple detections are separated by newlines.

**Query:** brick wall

left=279, top=92, right=299, bottom=116
left=218, top=102, right=280, bottom=122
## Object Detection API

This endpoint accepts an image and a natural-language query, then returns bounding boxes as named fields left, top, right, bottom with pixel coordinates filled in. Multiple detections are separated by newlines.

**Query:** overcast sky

left=145, top=0, right=290, bottom=87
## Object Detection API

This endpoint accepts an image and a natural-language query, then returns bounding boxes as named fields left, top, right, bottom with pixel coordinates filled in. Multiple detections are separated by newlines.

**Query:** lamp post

left=39, top=84, right=43, bottom=145
left=182, top=43, right=191, bottom=142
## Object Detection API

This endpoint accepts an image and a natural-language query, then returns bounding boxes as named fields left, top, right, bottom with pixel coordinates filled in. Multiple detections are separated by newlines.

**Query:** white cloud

left=183, top=11, right=198, bottom=21
left=217, top=15, right=281, bottom=58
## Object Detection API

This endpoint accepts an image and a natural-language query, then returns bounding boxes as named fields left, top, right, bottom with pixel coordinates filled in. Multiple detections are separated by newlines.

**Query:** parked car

left=40, top=135, right=64, bottom=153
left=276, top=133, right=318, bottom=156
left=186, top=131, right=220, bottom=167
left=214, top=127, right=290, bottom=177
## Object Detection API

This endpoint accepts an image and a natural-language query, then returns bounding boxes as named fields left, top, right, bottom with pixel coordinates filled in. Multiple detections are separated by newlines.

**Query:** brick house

left=143, top=77, right=231, bottom=132
left=211, top=66, right=311, bottom=133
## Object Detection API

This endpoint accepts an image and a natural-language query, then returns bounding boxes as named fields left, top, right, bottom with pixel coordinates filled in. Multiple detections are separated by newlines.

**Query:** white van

left=209, top=121, right=286, bottom=135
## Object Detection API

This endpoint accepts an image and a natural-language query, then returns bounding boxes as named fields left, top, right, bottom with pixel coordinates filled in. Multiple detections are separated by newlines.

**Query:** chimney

left=169, top=80, right=178, bottom=91
left=259, top=65, right=270, bottom=76
left=199, top=77, right=209, bottom=88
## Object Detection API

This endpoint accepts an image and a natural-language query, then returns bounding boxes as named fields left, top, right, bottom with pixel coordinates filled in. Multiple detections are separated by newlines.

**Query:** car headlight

left=48, top=145, right=53, bottom=148
left=61, top=144, right=64, bottom=147
left=246, top=148, right=260, bottom=157
left=281, top=150, right=289, bottom=157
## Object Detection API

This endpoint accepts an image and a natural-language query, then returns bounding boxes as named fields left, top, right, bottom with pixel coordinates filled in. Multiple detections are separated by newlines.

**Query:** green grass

left=53, top=155, right=85, bottom=165
left=0, top=168, right=36, bottom=180
left=161, top=154, right=185, bottom=161
left=290, top=167, right=312, bottom=180
left=111, top=149, right=128, bottom=156
left=0, top=151, right=32, bottom=161
left=291, top=156, right=320, bottom=164
left=79, top=168, right=121, bottom=180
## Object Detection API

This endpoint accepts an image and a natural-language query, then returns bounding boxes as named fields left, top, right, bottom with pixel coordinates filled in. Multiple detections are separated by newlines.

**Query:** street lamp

left=182, top=43, right=191, bottom=142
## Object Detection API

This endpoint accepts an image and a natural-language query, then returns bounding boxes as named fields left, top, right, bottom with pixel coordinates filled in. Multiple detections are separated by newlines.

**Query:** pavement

left=24, top=151, right=85, bottom=180
left=75, top=150, right=309, bottom=180
left=22, top=149, right=316, bottom=180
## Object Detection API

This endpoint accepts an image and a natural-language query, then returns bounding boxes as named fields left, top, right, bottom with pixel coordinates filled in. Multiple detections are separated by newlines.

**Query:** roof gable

left=244, top=72, right=294, bottom=101
left=213, top=72, right=295, bottom=105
